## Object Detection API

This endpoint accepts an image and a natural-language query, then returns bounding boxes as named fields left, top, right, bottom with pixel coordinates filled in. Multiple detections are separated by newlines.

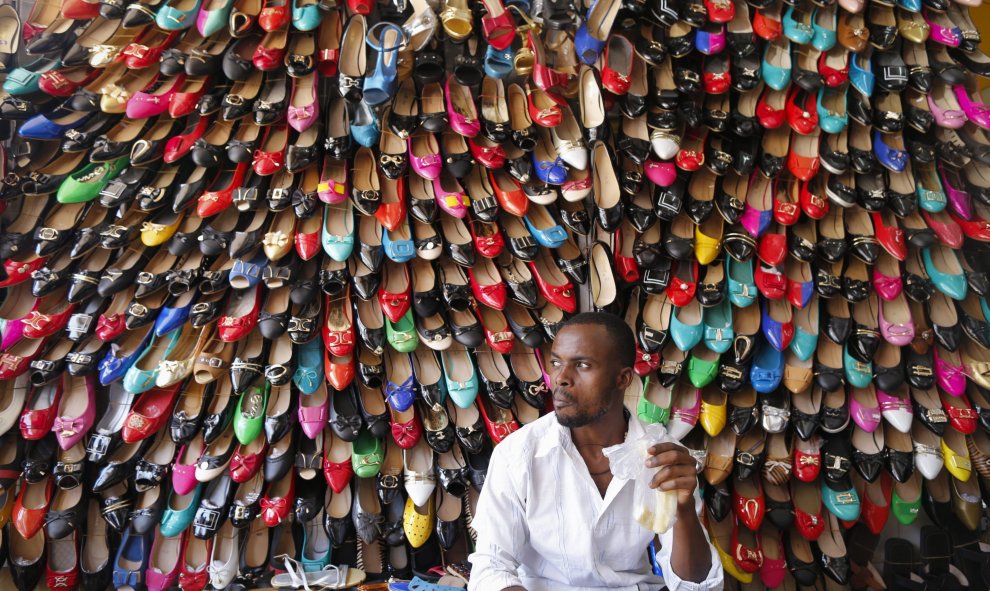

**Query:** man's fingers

left=645, top=449, right=694, bottom=469
left=647, top=442, right=686, bottom=456
left=649, top=465, right=699, bottom=489
left=656, top=476, right=700, bottom=493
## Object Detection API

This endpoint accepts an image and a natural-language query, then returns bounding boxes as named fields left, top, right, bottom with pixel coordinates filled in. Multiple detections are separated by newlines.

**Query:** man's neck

left=569, top=407, right=629, bottom=448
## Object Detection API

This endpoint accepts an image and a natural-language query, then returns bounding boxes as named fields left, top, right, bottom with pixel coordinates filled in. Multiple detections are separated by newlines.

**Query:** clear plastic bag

left=602, top=422, right=680, bottom=534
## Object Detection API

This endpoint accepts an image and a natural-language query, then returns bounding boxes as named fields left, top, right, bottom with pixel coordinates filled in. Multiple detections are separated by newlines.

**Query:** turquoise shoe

left=923, top=245, right=968, bottom=301
left=122, top=328, right=182, bottom=394
left=322, top=200, right=355, bottom=261
left=670, top=300, right=704, bottom=352
left=156, top=0, right=204, bottom=30
left=817, top=87, right=848, bottom=134
left=822, top=479, right=861, bottom=522
left=386, top=310, right=420, bottom=353
left=293, top=338, right=324, bottom=395
left=850, top=51, right=874, bottom=98
left=762, top=38, right=792, bottom=91
left=791, top=304, right=819, bottom=362
left=383, top=224, right=416, bottom=263
left=484, top=44, right=515, bottom=79
left=703, top=300, right=733, bottom=354
left=300, top=520, right=333, bottom=571
left=727, top=257, right=757, bottom=308
left=916, top=163, right=947, bottom=213
left=3, top=56, right=61, bottom=95
left=783, top=5, right=814, bottom=45
left=197, top=0, right=235, bottom=36
left=351, top=100, right=381, bottom=148
left=810, top=8, right=836, bottom=51
left=233, top=381, right=270, bottom=445
left=291, top=0, right=324, bottom=31
left=843, top=343, right=873, bottom=388
left=160, top=484, right=203, bottom=536
left=57, top=157, right=128, bottom=204
left=441, top=344, right=478, bottom=408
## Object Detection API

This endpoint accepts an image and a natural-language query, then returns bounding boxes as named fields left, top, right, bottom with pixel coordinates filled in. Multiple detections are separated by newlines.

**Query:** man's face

left=548, top=324, right=631, bottom=428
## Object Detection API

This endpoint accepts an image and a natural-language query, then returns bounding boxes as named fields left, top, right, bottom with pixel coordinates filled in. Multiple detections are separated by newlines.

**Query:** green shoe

left=233, top=381, right=270, bottom=445
left=56, top=156, right=128, bottom=203
left=386, top=309, right=419, bottom=353
left=351, top=430, right=384, bottom=478
left=686, top=348, right=719, bottom=388
left=891, top=477, right=921, bottom=525
left=638, top=376, right=671, bottom=424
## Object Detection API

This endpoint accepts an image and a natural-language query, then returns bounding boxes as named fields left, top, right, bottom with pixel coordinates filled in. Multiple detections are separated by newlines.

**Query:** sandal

left=439, top=0, right=472, bottom=41
left=270, top=554, right=367, bottom=590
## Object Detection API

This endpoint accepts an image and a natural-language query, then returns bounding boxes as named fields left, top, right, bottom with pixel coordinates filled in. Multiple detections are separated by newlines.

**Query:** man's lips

left=553, top=389, right=574, bottom=407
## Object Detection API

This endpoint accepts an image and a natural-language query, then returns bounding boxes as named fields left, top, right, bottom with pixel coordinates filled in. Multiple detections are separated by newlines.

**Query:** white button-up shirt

left=468, top=412, right=724, bottom=591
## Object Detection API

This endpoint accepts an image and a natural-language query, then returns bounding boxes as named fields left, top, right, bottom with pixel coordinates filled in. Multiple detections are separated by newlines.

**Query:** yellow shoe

left=704, top=512, right=754, bottom=584
left=694, top=214, right=723, bottom=266
left=140, top=212, right=183, bottom=246
left=942, top=428, right=973, bottom=482
left=403, top=495, right=434, bottom=549
left=699, top=387, right=727, bottom=437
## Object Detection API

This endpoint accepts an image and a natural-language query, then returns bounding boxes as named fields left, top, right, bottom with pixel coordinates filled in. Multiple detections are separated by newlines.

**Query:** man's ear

left=615, top=367, right=634, bottom=392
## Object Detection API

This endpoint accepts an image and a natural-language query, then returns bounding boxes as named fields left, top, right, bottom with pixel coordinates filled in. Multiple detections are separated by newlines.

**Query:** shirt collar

left=537, top=408, right=647, bottom=457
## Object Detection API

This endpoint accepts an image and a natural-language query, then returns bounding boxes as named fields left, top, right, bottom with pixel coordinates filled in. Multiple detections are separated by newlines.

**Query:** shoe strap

left=365, top=22, right=407, bottom=53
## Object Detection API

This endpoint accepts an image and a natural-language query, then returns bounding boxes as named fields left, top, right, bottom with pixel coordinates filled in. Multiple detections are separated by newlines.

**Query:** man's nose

left=553, top=365, right=572, bottom=387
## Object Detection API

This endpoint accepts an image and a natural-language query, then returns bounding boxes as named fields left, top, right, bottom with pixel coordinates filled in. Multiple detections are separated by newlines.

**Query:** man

left=468, top=312, right=724, bottom=591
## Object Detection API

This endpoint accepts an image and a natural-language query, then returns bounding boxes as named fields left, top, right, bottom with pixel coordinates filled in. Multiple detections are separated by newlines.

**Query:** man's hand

left=645, top=442, right=700, bottom=508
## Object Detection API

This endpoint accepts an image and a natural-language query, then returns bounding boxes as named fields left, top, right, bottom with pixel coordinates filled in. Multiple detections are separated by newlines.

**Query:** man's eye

left=550, top=360, right=561, bottom=367
left=578, top=362, right=589, bottom=369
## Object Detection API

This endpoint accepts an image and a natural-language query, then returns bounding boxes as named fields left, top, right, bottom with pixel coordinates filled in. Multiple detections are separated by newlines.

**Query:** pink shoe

left=172, top=438, right=204, bottom=495
left=445, top=76, right=481, bottom=138
left=924, top=9, right=962, bottom=47
left=645, top=160, right=677, bottom=187
left=317, top=157, right=347, bottom=204
left=126, top=74, right=186, bottom=119
left=408, top=134, right=442, bottom=180
left=432, top=172, right=470, bottom=218
left=878, top=296, right=915, bottom=347
left=935, top=347, right=967, bottom=396
left=871, top=266, right=902, bottom=301
left=561, top=168, right=592, bottom=202
left=145, top=531, right=184, bottom=591
left=953, top=84, right=990, bottom=131
left=928, top=86, right=967, bottom=129
left=666, top=386, right=701, bottom=441
left=52, top=374, right=96, bottom=450
left=297, top=385, right=328, bottom=439
left=287, top=71, right=319, bottom=133
left=0, top=317, right=25, bottom=351
left=850, top=387, right=881, bottom=432
left=876, top=388, right=912, bottom=433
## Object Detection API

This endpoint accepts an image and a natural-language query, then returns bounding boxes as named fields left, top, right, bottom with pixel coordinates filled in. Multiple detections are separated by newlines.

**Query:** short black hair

left=561, top=312, right=636, bottom=369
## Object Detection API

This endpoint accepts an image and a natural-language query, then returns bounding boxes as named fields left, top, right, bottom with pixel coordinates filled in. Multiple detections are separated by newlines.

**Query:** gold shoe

left=941, top=427, right=973, bottom=482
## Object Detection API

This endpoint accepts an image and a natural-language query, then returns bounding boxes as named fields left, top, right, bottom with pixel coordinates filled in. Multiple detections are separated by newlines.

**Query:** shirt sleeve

left=653, top=494, right=724, bottom=591
left=467, top=444, right=530, bottom=591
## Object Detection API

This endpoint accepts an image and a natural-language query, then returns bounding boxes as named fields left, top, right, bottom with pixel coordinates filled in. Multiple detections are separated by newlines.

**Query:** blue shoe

left=350, top=100, right=381, bottom=148
left=703, top=300, right=733, bottom=354
left=18, top=110, right=92, bottom=140
left=385, top=357, right=416, bottom=412
left=783, top=5, right=814, bottom=44
left=843, top=342, right=873, bottom=388
left=727, top=257, right=757, bottom=308
left=291, top=0, right=323, bottom=31
left=574, top=0, right=618, bottom=65
left=751, top=341, right=784, bottom=393
left=694, top=24, right=725, bottom=55
left=761, top=300, right=792, bottom=352
left=383, top=223, right=416, bottom=263
left=322, top=201, right=355, bottom=261
left=156, top=0, right=204, bottom=30
left=160, top=484, right=204, bottom=536
left=532, top=149, right=568, bottom=185
left=3, top=56, right=61, bottom=95
left=817, top=87, right=848, bottom=134
left=670, top=300, right=704, bottom=352
left=523, top=209, right=568, bottom=248
left=810, top=8, right=836, bottom=51
left=123, top=328, right=182, bottom=394
left=873, top=130, right=907, bottom=173
left=293, top=338, right=324, bottom=395
left=896, top=0, right=921, bottom=11
left=363, top=22, right=405, bottom=106
left=441, top=345, right=478, bottom=408
left=923, top=245, right=968, bottom=300
left=112, top=528, right=152, bottom=589
left=229, top=250, right=269, bottom=289
left=484, top=44, right=515, bottom=79
left=791, top=303, right=820, bottom=362
left=99, top=326, right=153, bottom=385
left=850, top=51, right=874, bottom=98
left=154, top=293, right=195, bottom=336
left=822, top=478, right=861, bottom=522
left=761, top=38, right=792, bottom=91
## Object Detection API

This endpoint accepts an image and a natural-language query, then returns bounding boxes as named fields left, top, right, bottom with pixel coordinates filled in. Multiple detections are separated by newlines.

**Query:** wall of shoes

left=1, top=0, right=990, bottom=587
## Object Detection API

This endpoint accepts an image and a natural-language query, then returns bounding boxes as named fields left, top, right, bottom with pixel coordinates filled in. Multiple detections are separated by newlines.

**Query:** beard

left=554, top=400, right=611, bottom=428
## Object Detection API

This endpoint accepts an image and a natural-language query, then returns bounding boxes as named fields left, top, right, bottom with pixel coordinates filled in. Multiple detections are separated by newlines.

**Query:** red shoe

left=316, top=12, right=342, bottom=76
left=374, top=182, right=407, bottom=233
left=0, top=255, right=48, bottom=288
left=121, top=384, right=181, bottom=443
left=949, top=210, right=990, bottom=243
left=96, top=310, right=127, bottom=342
left=786, top=88, right=819, bottom=135
left=322, top=292, right=355, bottom=358
left=324, top=350, right=354, bottom=391
left=818, top=48, right=849, bottom=88
left=858, top=474, right=891, bottom=535
left=799, top=177, right=829, bottom=220
left=477, top=396, right=519, bottom=444
left=870, top=211, right=907, bottom=261
left=469, top=220, right=505, bottom=259
left=13, top=476, right=52, bottom=539
left=164, top=113, right=211, bottom=164
left=787, top=130, right=821, bottom=182
left=61, top=0, right=100, bottom=19
left=323, top=432, right=354, bottom=494
left=258, top=0, right=289, bottom=31
left=346, top=0, right=373, bottom=15
left=755, top=263, right=787, bottom=300
left=675, top=128, right=707, bottom=171
left=390, top=406, right=422, bottom=449
left=922, top=210, right=964, bottom=249
left=756, top=86, right=786, bottom=129
left=753, top=6, right=782, bottom=40
left=197, top=163, right=249, bottom=217
left=122, top=29, right=181, bottom=70
left=253, top=29, right=288, bottom=70
left=733, top=476, right=766, bottom=531
left=480, top=0, right=516, bottom=50
left=169, top=76, right=212, bottom=118
left=792, top=437, right=820, bottom=483
left=38, top=66, right=101, bottom=97
left=477, top=304, right=515, bottom=354
left=705, top=0, right=734, bottom=23
left=600, top=35, right=635, bottom=96
left=942, top=391, right=977, bottom=435
left=378, top=262, right=411, bottom=323
left=229, top=440, right=266, bottom=483
left=468, top=265, right=508, bottom=311
left=489, top=170, right=529, bottom=217
left=667, top=260, right=698, bottom=307
left=260, top=470, right=295, bottom=526
left=633, top=345, right=660, bottom=377
left=20, top=378, right=63, bottom=440
left=177, top=538, right=211, bottom=591
left=0, top=337, right=47, bottom=380
left=528, top=30, right=571, bottom=93
left=218, top=285, right=263, bottom=342
left=703, top=56, right=731, bottom=95
left=731, top=520, right=764, bottom=574
left=791, top=480, right=825, bottom=541
left=773, top=178, right=802, bottom=226
left=20, top=296, right=75, bottom=340
left=758, top=228, right=787, bottom=266
left=295, top=213, right=323, bottom=261
left=526, top=83, right=563, bottom=127
left=253, top=123, right=289, bottom=176
left=613, top=225, right=641, bottom=283
left=528, top=252, right=577, bottom=314
left=469, top=137, right=507, bottom=169
left=786, top=264, right=813, bottom=310
left=758, top=527, right=787, bottom=588
left=45, top=532, right=80, bottom=591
